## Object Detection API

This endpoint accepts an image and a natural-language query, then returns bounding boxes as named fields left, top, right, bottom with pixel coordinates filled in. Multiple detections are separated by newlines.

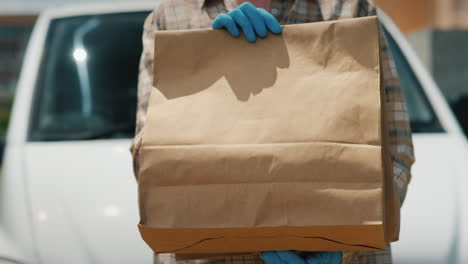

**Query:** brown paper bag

left=138, top=16, right=399, bottom=256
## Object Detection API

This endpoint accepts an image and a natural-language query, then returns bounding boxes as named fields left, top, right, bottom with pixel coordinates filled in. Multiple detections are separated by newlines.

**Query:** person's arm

left=379, top=27, right=415, bottom=204
left=131, top=11, right=159, bottom=180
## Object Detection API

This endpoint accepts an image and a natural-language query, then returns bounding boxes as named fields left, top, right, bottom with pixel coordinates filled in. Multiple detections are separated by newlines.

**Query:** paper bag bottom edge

left=138, top=224, right=387, bottom=255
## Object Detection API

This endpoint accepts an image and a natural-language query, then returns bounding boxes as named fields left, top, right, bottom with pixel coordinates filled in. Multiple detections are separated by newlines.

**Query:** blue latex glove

left=211, top=2, right=282, bottom=43
left=260, top=251, right=342, bottom=264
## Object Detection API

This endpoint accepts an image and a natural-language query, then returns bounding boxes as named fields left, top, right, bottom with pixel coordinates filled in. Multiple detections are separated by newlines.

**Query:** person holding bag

left=131, top=0, right=415, bottom=263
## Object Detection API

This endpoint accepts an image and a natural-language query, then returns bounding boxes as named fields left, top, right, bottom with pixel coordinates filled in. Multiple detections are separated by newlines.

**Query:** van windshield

left=29, top=12, right=149, bottom=141
left=28, top=13, right=442, bottom=141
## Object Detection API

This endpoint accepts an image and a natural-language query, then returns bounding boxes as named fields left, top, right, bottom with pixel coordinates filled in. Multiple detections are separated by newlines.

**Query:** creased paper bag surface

left=139, top=16, right=397, bottom=255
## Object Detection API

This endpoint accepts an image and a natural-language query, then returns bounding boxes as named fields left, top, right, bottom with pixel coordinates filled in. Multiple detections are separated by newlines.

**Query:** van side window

left=383, top=27, right=444, bottom=133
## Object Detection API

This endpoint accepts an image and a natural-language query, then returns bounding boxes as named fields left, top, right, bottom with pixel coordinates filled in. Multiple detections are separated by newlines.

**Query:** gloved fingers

left=276, top=251, right=306, bottom=264
left=257, top=8, right=282, bottom=34
left=303, top=252, right=320, bottom=264
left=211, top=13, right=240, bottom=37
left=260, top=251, right=284, bottom=264
left=304, top=252, right=342, bottom=264
left=318, top=252, right=342, bottom=264
left=228, top=8, right=257, bottom=42
left=239, top=2, right=267, bottom=38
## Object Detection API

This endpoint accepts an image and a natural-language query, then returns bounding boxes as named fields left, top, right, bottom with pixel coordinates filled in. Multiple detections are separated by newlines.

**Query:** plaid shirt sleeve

left=379, top=29, right=415, bottom=204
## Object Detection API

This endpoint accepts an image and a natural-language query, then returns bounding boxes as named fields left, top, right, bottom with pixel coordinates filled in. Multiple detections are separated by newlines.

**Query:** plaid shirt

left=130, top=0, right=415, bottom=263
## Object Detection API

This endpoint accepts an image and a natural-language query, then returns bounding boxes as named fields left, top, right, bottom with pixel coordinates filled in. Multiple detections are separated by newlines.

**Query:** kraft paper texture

left=138, top=16, right=398, bottom=255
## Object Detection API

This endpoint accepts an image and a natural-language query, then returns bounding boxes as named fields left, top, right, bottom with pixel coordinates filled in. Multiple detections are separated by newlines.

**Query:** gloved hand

left=211, top=2, right=282, bottom=43
left=260, top=251, right=342, bottom=264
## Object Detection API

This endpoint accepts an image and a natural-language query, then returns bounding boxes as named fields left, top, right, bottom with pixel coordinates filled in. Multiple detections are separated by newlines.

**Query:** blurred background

left=379, top=0, right=468, bottom=137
